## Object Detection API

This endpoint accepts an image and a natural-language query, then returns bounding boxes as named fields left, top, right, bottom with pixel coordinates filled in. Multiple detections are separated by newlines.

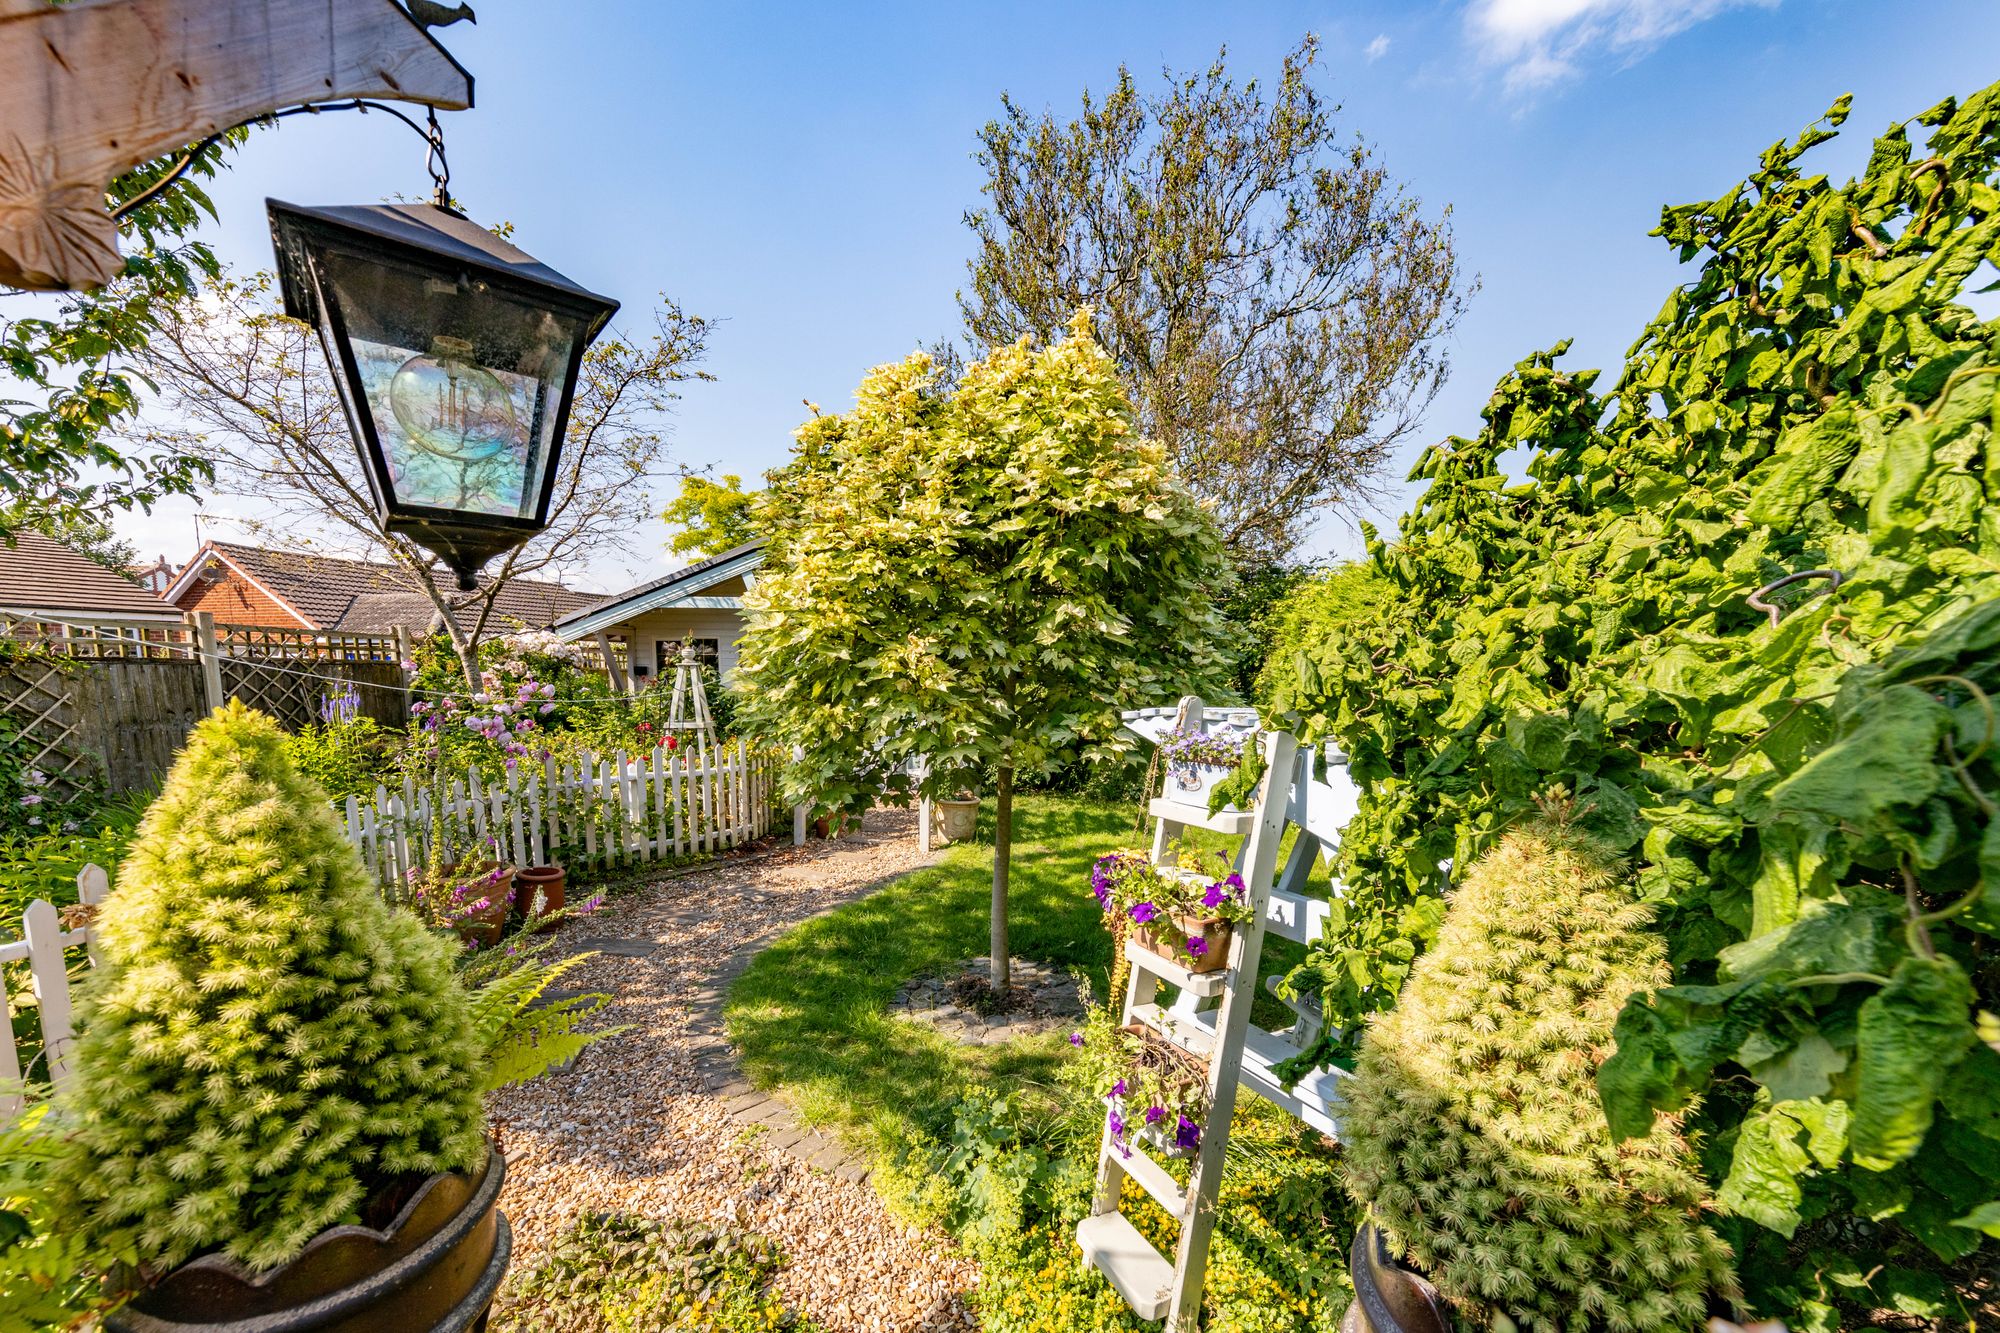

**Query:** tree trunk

left=991, top=765, right=1013, bottom=991
left=452, top=632, right=481, bottom=692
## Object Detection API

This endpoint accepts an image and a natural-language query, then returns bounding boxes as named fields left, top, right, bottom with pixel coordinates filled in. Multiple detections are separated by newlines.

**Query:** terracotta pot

left=1134, top=913, right=1232, bottom=973
left=107, top=1147, right=512, bottom=1333
left=935, top=796, right=979, bottom=844
left=445, top=862, right=515, bottom=949
left=512, top=865, right=566, bottom=932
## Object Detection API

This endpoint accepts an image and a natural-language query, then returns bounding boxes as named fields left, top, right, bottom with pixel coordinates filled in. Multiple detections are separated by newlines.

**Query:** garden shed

left=553, top=539, right=762, bottom=690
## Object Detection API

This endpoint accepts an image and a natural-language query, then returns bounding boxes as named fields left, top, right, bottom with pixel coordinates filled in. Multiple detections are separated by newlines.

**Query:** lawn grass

left=724, top=792, right=1332, bottom=1158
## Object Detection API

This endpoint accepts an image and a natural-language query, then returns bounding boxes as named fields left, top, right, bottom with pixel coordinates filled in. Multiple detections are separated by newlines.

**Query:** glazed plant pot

left=1134, top=912, right=1232, bottom=974
left=512, top=865, right=566, bottom=932
left=445, top=862, right=515, bottom=949
left=1339, top=1222, right=1450, bottom=1333
left=107, top=1147, right=512, bottom=1333
left=1168, top=762, right=1232, bottom=807
left=935, top=796, right=979, bottom=844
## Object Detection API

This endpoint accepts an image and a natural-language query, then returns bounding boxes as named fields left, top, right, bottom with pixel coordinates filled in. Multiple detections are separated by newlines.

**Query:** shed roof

left=0, top=531, right=182, bottom=620
left=554, top=540, right=764, bottom=640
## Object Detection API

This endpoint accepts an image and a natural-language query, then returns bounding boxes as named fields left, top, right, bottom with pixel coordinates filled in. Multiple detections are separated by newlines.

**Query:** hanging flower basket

left=1090, top=852, right=1252, bottom=971
left=1104, top=1025, right=1209, bottom=1160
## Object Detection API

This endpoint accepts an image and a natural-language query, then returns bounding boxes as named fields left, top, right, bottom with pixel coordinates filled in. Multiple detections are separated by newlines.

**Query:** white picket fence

left=0, top=864, right=105, bottom=1121
left=336, top=738, right=788, bottom=887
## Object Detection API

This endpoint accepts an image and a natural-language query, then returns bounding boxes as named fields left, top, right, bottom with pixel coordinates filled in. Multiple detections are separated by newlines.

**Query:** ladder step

left=1077, top=1211, right=1175, bottom=1321
left=1105, top=1139, right=1188, bottom=1216
left=1147, top=796, right=1255, bottom=836
left=1130, top=1003, right=1348, bottom=1141
left=1264, top=885, right=1332, bottom=946
left=1123, top=937, right=1229, bottom=997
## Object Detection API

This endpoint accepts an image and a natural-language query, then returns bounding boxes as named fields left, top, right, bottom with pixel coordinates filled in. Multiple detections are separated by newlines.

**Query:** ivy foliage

left=1277, top=83, right=2000, bottom=1315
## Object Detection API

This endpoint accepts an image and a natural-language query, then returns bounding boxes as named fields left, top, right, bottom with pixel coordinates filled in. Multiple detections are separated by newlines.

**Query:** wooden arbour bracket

left=0, top=0, right=473, bottom=292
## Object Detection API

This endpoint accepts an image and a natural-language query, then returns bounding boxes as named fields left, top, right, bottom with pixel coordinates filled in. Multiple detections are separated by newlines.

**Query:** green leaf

left=1952, top=1200, right=2000, bottom=1237
left=1749, top=1032, right=1850, bottom=1102
left=1719, top=1098, right=1847, bottom=1236
left=1766, top=685, right=1950, bottom=826
left=1851, top=956, right=1977, bottom=1171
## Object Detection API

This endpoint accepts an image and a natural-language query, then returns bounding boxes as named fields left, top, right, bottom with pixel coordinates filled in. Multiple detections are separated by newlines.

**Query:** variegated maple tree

left=739, top=314, right=1231, bottom=988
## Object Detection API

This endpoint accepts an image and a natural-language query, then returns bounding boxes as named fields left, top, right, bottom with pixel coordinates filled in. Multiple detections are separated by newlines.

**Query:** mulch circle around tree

left=888, top=956, right=1087, bottom=1046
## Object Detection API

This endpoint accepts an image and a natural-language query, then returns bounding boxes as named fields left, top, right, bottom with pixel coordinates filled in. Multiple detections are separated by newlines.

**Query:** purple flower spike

left=1069, top=1032, right=1085, bottom=1048
left=1129, top=901, right=1158, bottom=925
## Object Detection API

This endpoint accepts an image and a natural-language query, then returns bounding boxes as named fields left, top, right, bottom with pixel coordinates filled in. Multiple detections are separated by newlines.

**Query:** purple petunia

left=1129, top=901, right=1158, bottom=925
left=1111, top=1078, right=1128, bottom=1098
left=1107, top=1107, right=1131, bottom=1158
left=1187, top=935, right=1208, bottom=957
left=1144, top=1105, right=1165, bottom=1126
left=1175, top=1115, right=1201, bottom=1152
left=1201, top=881, right=1225, bottom=909
left=1069, top=1032, right=1085, bottom=1048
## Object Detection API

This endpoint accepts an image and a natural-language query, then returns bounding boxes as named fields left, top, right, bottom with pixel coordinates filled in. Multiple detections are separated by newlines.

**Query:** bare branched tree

left=132, top=271, right=711, bottom=686
left=960, top=36, right=1472, bottom=565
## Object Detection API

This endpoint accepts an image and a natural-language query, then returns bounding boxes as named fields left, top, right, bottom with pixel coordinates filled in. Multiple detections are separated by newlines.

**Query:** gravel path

left=489, top=807, right=979, bottom=1332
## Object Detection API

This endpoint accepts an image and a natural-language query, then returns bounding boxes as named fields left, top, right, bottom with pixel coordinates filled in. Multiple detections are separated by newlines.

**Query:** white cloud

left=1467, top=0, right=1776, bottom=91
left=1364, top=34, right=1392, bottom=62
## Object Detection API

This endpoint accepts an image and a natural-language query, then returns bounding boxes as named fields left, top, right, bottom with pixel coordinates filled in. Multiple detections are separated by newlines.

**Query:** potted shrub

left=53, top=702, right=510, bottom=1332
left=1337, top=812, right=1737, bottom=1330
left=1090, top=848, right=1251, bottom=972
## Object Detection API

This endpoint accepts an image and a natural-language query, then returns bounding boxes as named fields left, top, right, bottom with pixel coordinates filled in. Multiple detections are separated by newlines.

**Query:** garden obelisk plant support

left=54, top=700, right=488, bottom=1274
left=1339, top=815, right=1737, bottom=1331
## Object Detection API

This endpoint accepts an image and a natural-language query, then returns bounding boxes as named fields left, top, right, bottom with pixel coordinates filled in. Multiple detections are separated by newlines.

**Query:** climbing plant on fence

left=1273, top=84, right=2000, bottom=1320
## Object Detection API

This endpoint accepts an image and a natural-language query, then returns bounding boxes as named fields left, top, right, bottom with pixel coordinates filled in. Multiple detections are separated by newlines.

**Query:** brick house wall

left=172, top=566, right=315, bottom=630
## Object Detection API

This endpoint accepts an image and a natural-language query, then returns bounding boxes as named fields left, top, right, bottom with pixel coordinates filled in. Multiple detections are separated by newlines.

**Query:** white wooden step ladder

left=1079, top=696, right=1353, bottom=1329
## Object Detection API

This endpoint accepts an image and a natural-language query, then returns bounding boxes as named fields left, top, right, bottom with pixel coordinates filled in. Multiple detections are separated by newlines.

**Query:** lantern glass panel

left=314, top=249, right=579, bottom=521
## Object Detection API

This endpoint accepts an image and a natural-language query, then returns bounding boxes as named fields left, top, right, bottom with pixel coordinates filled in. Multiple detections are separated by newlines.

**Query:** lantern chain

left=111, top=100, right=458, bottom=224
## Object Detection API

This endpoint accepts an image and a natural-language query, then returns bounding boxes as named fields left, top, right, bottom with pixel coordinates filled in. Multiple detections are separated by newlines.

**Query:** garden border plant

left=1270, top=81, right=2000, bottom=1324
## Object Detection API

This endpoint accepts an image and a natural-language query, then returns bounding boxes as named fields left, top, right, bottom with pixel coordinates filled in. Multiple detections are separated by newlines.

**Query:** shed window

left=657, top=637, right=719, bottom=676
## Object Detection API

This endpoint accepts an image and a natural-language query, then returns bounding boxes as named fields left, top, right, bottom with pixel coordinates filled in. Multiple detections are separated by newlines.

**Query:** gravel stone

left=490, top=807, right=978, bottom=1332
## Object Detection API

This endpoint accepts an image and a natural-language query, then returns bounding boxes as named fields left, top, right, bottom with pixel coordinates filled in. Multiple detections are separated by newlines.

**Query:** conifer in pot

left=1338, top=813, right=1738, bottom=1332
left=54, top=702, right=492, bottom=1286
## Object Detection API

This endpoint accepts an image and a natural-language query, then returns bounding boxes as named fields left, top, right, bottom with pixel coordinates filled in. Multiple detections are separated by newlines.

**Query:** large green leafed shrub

left=1274, top=79, right=2000, bottom=1322
left=1340, top=819, right=1736, bottom=1331
left=56, top=701, right=487, bottom=1273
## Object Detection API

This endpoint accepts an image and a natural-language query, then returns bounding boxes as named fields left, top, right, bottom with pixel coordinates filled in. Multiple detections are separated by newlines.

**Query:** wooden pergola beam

left=0, top=0, right=473, bottom=292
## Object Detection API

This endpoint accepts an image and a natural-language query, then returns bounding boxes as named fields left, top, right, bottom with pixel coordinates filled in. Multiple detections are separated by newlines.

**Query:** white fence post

left=791, top=744, right=808, bottom=847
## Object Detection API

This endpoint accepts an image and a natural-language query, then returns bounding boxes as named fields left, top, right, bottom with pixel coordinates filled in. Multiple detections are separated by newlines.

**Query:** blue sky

left=115, top=0, right=2000, bottom=591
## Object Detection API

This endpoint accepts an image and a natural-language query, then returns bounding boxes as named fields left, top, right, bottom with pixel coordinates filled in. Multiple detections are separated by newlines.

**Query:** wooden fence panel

left=337, top=742, right=789, bottom=886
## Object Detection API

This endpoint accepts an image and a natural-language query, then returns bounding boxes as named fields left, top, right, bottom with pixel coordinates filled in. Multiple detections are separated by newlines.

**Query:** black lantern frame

left=267, top=200, right=619, bottom=589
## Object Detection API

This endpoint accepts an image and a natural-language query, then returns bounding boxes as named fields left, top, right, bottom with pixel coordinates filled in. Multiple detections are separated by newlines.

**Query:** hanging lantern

left=267, top=200, right=618, bottom=589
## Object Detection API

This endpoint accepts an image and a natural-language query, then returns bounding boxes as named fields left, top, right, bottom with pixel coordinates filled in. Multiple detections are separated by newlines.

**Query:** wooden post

left=790, top=744, right=808, bottom=847
left=75, top=863, right=108, bottom=968
left=392, top=624, right=416, bottom=673
left=594, top=631, right=627, bottom=693
left=187, top=610, right=225, bottom=711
